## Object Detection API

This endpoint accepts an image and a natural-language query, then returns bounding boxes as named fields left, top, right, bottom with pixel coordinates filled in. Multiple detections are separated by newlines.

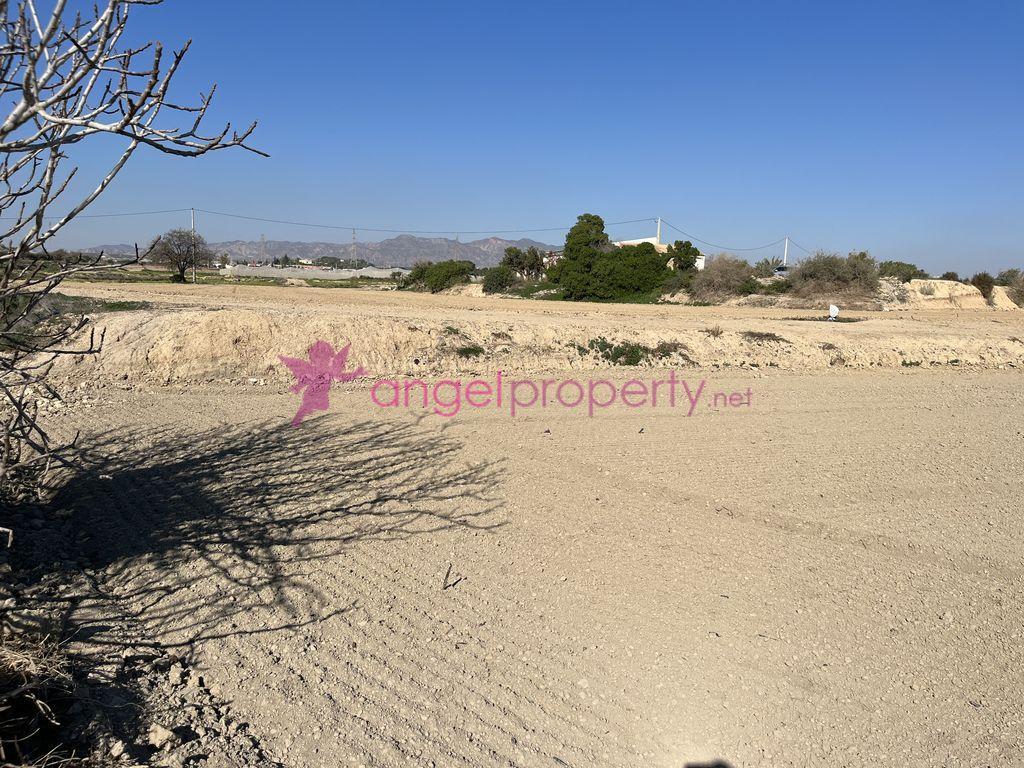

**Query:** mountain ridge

left=81, top=235, right=557, bottom=268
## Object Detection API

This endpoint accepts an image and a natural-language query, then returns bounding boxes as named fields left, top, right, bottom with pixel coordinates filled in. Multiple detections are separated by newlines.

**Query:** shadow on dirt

left=50, top=413, right=505, bottom=648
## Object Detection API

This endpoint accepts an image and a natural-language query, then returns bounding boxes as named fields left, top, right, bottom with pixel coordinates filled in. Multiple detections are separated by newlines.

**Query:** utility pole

left=352, top=228, right=356, bottom=263
left=656, top=217, right=662, bottom=246
left=783, top=236, right=790, bottom=267
left=190, top=207, right=196, bottom=283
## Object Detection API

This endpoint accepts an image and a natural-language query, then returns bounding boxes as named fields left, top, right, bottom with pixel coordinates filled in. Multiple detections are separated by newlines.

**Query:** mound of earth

left=48, top=296, right=1024, bottom=386
left=905, top=279, right=992, bottom=309
left=989, top=285, right=1021, bottom=310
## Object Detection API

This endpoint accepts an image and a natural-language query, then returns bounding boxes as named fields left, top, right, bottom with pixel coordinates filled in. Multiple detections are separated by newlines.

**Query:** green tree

left=501, top=247, right=525, bottom=274
left=549, top=213, right=612, bottom=297
left=666, top=240, right=702, bottom=272
left=522, top=246, right=545, bottom=279
left=585, top=242, right=672, bottom=301
left=940, top=271, right=960, bottom=282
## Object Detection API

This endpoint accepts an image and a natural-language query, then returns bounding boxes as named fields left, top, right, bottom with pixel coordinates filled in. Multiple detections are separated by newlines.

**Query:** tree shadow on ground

left=50, top=413, right=505, bottom=648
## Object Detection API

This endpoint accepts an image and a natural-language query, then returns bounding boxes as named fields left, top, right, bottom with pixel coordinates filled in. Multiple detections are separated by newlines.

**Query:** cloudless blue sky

left=52, top=0, right=1023, bottom=273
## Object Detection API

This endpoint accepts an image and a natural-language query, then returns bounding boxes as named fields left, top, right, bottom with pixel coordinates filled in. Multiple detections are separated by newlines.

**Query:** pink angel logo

left=279, top=340, right=366, bottom=426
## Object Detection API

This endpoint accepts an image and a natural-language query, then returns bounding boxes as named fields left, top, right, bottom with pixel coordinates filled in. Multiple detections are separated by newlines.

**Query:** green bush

left=760, top=278, right=792, bottom=295
left=879, top=260, right=929, bottom=283
left=690, top=255, right=754, bottom=301
left=970, top=272, right=995, bottom=299
left=1009, top=279, right=1024, bottom=307
left=789, top=250, right=879, bottom=296
left=482, top=264, right=516, bottom=294
left=738, top=276, right=762, bottom=295
left=583, top=336, right=687, bottom=366
left=940, top=271, right=960, bottom=282
left=996, top=268, right=1022, bottom=286
left=402, top=260, right=475, bottom=293
left=455, top=344, right=485, bottom=358
left=661, top=269, right=694, bottom=295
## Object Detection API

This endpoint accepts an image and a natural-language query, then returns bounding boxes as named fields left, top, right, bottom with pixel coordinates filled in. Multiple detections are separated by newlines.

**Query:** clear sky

left=50, top=0, right=1023, bottom=274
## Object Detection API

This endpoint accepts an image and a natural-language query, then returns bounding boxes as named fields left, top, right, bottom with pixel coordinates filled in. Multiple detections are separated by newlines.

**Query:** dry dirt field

left=44, top=282, right=1024, bottom=767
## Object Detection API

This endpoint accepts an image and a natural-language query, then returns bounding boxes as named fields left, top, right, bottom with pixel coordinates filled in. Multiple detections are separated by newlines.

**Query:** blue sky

left=51, top=0, right=1023, bottom=273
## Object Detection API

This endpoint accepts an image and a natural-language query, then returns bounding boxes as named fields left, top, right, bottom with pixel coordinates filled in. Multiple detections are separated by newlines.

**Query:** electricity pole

left=656, top=217, right=662, bottom=246
left=783, top=236, right=790, bottom=267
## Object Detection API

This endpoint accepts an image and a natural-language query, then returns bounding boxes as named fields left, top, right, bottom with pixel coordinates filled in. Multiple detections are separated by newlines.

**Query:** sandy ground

left=45, top=282, right=1024, bottom=767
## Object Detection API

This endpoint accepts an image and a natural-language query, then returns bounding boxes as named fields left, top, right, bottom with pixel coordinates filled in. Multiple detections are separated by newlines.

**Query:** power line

left=787, top=238, right=815, bottom=255
left=195, top=209, right=656, bottom=236
left=0, top=208, right=191, bottom=220
left=2, top=207, right=657, bottom=236
left=659, top=218, right=787, bottom=252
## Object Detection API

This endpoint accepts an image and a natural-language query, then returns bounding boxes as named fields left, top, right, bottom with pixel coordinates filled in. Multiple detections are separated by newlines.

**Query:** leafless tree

left=148, top=227, right=212, bottom=282
left=0, top=0, right=264, bottom=510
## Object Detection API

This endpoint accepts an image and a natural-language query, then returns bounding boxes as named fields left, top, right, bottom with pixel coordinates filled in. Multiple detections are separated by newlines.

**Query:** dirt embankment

left=50, top=281, right=1024, bottom=385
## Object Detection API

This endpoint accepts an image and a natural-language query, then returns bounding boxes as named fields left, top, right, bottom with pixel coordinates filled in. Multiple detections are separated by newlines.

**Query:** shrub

left=585, top=242, right=672, bottom=301
left=703, top=325, right=724, bottom=338
left=403, top=260, right=475, bottom=293
left=455, top=344, right=485, bottom=358
left=762, top=278, right=792, bottom=295
left=741, top=330, right=790, bottom=344
left=940, top=271, right=960, bottom=282
left=482, top=264, right=516, bottom=294
left=584, top=336, right=679, bottom=366
left=752, top=256, right=783, bottom=278
left=1008, top=279, right=1024, bottom=307
left=996, top=268, right=1022, bottom=286
left=661, top=269, right=694, bottom=296
left=879, top=260, right=929, bottom=283
left=691, top=255, right=754, bottom=301
left=919, top=283, right=936, bottom=296
left=970, top=272, right=995, bottom=300
left=789, top=250, right=879, bottom=296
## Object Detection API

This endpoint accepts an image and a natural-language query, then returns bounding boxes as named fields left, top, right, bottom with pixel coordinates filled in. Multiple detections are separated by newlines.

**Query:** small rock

left=148, top=723, right=180, bottom=750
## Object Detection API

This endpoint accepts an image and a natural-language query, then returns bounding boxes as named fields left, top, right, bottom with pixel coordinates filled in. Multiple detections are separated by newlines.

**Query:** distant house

left=613, top=236, right=669, bottom=254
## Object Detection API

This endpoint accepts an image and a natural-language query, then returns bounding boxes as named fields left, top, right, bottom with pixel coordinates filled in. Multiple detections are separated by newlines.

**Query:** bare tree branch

left=1, top=0, right=263, bottom=502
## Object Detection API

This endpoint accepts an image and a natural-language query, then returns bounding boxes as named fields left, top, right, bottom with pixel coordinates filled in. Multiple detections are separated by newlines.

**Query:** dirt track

left=48, top=282, right=1024, bottom=766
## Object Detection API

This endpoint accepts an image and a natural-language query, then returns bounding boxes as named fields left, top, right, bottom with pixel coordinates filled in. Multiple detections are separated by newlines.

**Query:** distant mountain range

left=83, top=235, right=557, bottom=268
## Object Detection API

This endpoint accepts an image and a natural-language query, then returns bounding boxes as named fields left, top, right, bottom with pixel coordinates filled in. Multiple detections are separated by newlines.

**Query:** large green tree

left=548, top=213, right=612, bottom=297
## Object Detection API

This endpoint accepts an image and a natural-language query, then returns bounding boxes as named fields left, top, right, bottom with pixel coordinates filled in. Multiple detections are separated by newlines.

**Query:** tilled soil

left=42, top=363, right=1024, bottom=768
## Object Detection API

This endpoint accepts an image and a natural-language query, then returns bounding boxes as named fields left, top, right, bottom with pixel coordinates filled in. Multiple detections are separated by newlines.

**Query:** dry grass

left=0, top=636, right=81, bottom=767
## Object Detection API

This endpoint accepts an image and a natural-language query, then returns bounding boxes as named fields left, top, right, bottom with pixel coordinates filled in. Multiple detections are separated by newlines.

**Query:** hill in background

left=83, top=235, right=556, bottom=268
